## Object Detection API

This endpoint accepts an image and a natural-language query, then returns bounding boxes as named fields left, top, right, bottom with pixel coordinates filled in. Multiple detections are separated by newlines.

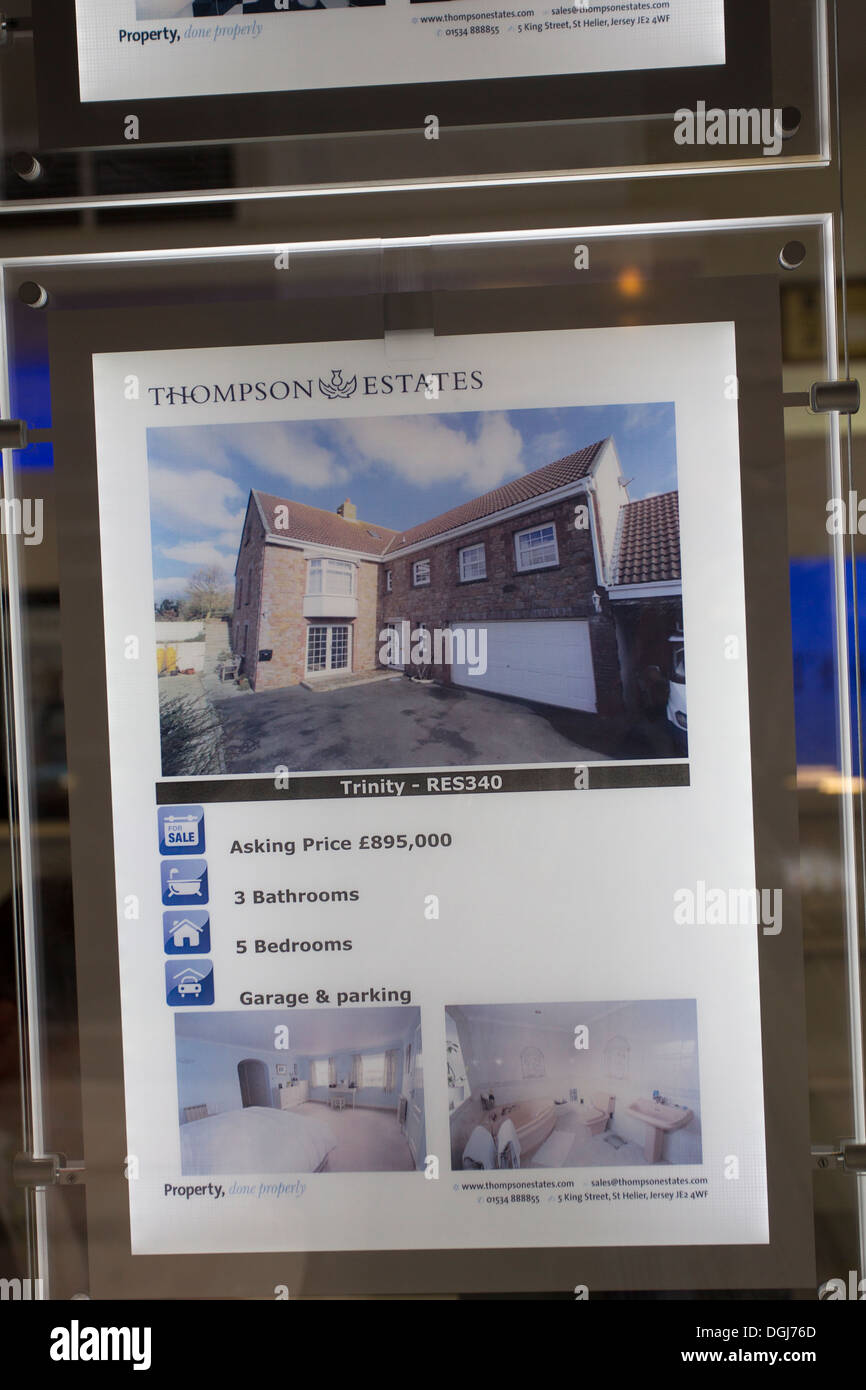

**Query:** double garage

left=450, top=619, right=597, bottom=713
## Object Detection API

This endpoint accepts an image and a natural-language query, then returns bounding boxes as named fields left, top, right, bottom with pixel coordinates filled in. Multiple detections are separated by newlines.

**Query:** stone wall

left=236, top=527, right=381, bottom=689
left=254, top=544, right=307, bottom=690
left=232, top=507, right=265, bottom=685
left=354, top=559, right=382, bottom=673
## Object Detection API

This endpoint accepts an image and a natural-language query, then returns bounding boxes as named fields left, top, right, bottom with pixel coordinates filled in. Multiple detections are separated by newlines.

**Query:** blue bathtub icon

left=161, top=860, right=208, bottom=906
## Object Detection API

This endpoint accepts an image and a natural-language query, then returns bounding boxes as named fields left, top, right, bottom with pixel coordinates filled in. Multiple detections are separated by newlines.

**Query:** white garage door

left=451, top=620, right=597, bottom=712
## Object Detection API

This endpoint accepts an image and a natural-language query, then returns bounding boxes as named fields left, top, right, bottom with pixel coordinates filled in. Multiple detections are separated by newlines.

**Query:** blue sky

left=147, top=401, right=676, bottom=600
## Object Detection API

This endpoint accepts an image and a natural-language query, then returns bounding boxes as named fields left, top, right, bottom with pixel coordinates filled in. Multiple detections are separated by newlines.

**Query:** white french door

left=306, top=623, right=352, bottom=674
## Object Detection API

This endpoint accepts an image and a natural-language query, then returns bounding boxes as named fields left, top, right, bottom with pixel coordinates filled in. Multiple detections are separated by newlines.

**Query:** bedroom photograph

left=174, top=1006, right=425, bottom=1174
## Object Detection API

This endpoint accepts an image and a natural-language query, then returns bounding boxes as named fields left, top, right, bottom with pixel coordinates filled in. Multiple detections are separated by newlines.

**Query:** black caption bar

left=15, top=1298, right=849, bottom=1365
left=157, top=762, right=689, bottom=805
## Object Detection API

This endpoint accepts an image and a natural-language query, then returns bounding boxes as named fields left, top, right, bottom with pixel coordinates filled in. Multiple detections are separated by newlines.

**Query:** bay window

left=307, top=556, right=355, bottom=596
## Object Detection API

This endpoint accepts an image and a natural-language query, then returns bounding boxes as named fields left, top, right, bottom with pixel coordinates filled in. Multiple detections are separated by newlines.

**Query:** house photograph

left=174, top=1006, right=425, bottom=1174
left=148, top=402, right=686, bottom=776
left=447, top=999, right=702, bottom=1171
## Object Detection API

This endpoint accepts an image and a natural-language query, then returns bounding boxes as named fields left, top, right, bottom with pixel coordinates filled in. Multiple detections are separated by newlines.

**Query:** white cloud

left=328, top=412, right=525, bottom=492
left=153, top=576, right=191, bottom=601
left=149, top=465, right=247, bottom=533
left=147, top=422, right=352, bottom=590
left=242, top=422, right=347, bottom=489
left=161, top=540, right=236, bottom=571
left=151, top=420, right=344, bottom=484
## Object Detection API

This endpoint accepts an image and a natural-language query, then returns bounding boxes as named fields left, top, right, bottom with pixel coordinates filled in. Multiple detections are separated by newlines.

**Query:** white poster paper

left=89, top=321, right=769, bottom=1256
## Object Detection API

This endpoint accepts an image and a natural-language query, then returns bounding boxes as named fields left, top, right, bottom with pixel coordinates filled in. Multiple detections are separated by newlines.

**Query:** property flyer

left=73, top=0, right=726, bottom=105
left=89, top=319, right=770, bottom=1257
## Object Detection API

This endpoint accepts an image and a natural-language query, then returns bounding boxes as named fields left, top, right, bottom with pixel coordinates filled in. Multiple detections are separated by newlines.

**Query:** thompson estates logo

left=318, top=369, right=357, bottom=399
left=146, top=368, right=484, bottom=407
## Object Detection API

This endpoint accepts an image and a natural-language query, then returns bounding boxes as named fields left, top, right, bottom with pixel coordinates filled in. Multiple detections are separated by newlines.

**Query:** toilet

left=580, top=1092, right=615, bottom=1137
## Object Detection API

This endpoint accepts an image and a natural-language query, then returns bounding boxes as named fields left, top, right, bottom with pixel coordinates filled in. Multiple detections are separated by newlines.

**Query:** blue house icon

left=163, top=909, right=210, bottom=955
left=169, top=918, right=203, bottom=949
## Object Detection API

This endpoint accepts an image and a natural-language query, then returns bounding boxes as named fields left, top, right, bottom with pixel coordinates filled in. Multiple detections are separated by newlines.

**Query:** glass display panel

left=0, top=0, right=825, bottom=201
left=2, top=222, right=851, bottom=1298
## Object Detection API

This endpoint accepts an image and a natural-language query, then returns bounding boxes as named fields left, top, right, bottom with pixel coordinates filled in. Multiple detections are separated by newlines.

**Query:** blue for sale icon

left=161, top=859, right=208, bottom=906
left=158, top=805, right=205, bottom=855
left=166, top=959, right=214, bottom=1007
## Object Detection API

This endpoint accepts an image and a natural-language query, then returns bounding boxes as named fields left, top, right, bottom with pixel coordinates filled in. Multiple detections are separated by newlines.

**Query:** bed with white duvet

left=180, top=1105, right=338, bottom=1175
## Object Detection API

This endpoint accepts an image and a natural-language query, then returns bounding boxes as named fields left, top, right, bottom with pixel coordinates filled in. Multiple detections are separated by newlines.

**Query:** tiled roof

left=253, top=490, right=399, bottom=556
left=382, top=440, right=608, bottom=552
left=251, top=441, right=608, bottom=559
left=613, top=492, right=681, bottom=586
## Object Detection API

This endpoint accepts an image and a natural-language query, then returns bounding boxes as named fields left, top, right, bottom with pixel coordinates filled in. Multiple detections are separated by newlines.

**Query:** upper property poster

left=75, top=0, right=726, bottom=103
left=32, top=1, right=771, bottom=150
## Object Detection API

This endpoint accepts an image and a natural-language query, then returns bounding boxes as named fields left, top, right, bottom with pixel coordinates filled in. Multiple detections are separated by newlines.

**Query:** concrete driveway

left=212, top=677, right=620, bottom=774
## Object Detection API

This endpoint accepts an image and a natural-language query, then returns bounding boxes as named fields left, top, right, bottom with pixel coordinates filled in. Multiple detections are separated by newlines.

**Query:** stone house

left=231, top=436, right=683, bottom=719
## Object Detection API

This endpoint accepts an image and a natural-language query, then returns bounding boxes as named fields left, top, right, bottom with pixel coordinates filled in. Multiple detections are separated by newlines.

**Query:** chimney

left=336, top=498, right=356, bottom=521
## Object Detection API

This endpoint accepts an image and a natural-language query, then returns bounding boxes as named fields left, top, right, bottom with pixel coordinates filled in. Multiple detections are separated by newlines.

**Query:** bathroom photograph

left=446, top=999, right=702, bottom=1171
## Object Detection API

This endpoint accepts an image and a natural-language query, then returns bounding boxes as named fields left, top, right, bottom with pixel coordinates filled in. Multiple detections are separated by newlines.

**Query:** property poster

left=89, top=319, right=770, bottom=1257
left=73, top=0, right=726, bottom=105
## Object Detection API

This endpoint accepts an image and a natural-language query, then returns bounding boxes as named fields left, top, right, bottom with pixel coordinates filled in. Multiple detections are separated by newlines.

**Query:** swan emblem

left=318, top=369, right=357, bottom=399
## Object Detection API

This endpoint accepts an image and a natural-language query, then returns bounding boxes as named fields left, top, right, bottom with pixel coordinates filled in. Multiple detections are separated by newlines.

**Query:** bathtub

left=485, top=1099, right=556, bottom=1158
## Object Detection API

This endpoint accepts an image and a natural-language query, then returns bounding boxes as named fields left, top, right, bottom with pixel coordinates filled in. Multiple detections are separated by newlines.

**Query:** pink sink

left=626, top=1100, right=694, bottom=1162
left=627, top=1099, right=693, bottom=1133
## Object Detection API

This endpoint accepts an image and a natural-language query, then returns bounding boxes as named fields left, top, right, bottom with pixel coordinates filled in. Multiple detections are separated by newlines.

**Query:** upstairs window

left=515, top=523, right=558, bottom=572
left=412, top=559, right=431, bottom=587
left=307, top=557, right=355, bottom=596
left=385, top=569, right=393, bottom=592
left=459, top=543, right=486, bottom=582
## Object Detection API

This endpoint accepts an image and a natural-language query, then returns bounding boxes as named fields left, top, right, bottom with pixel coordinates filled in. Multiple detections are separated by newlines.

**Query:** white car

left=666, top=639, right=687, bottom=752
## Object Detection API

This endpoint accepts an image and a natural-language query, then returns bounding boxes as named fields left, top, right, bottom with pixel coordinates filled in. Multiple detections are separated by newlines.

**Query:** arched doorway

left=237, top=1058, right=272, bottom=1109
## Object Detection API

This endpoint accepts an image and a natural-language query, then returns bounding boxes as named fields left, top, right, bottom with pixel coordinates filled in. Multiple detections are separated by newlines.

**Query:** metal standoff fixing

left=811, top=1141, right=866, bottom=1174
left=809, top=379, right=861, bottom=415
left=12, top=1152, right=87, bottom=1188
left=0, top=419, right=28, bottom=450
left=18, top=282, right=49, bottom=310
left=778, top=106, right=802, bottom=140
left=0, top=13, right=33, bottom=45
left=11, top=151, right=43, bottom=183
